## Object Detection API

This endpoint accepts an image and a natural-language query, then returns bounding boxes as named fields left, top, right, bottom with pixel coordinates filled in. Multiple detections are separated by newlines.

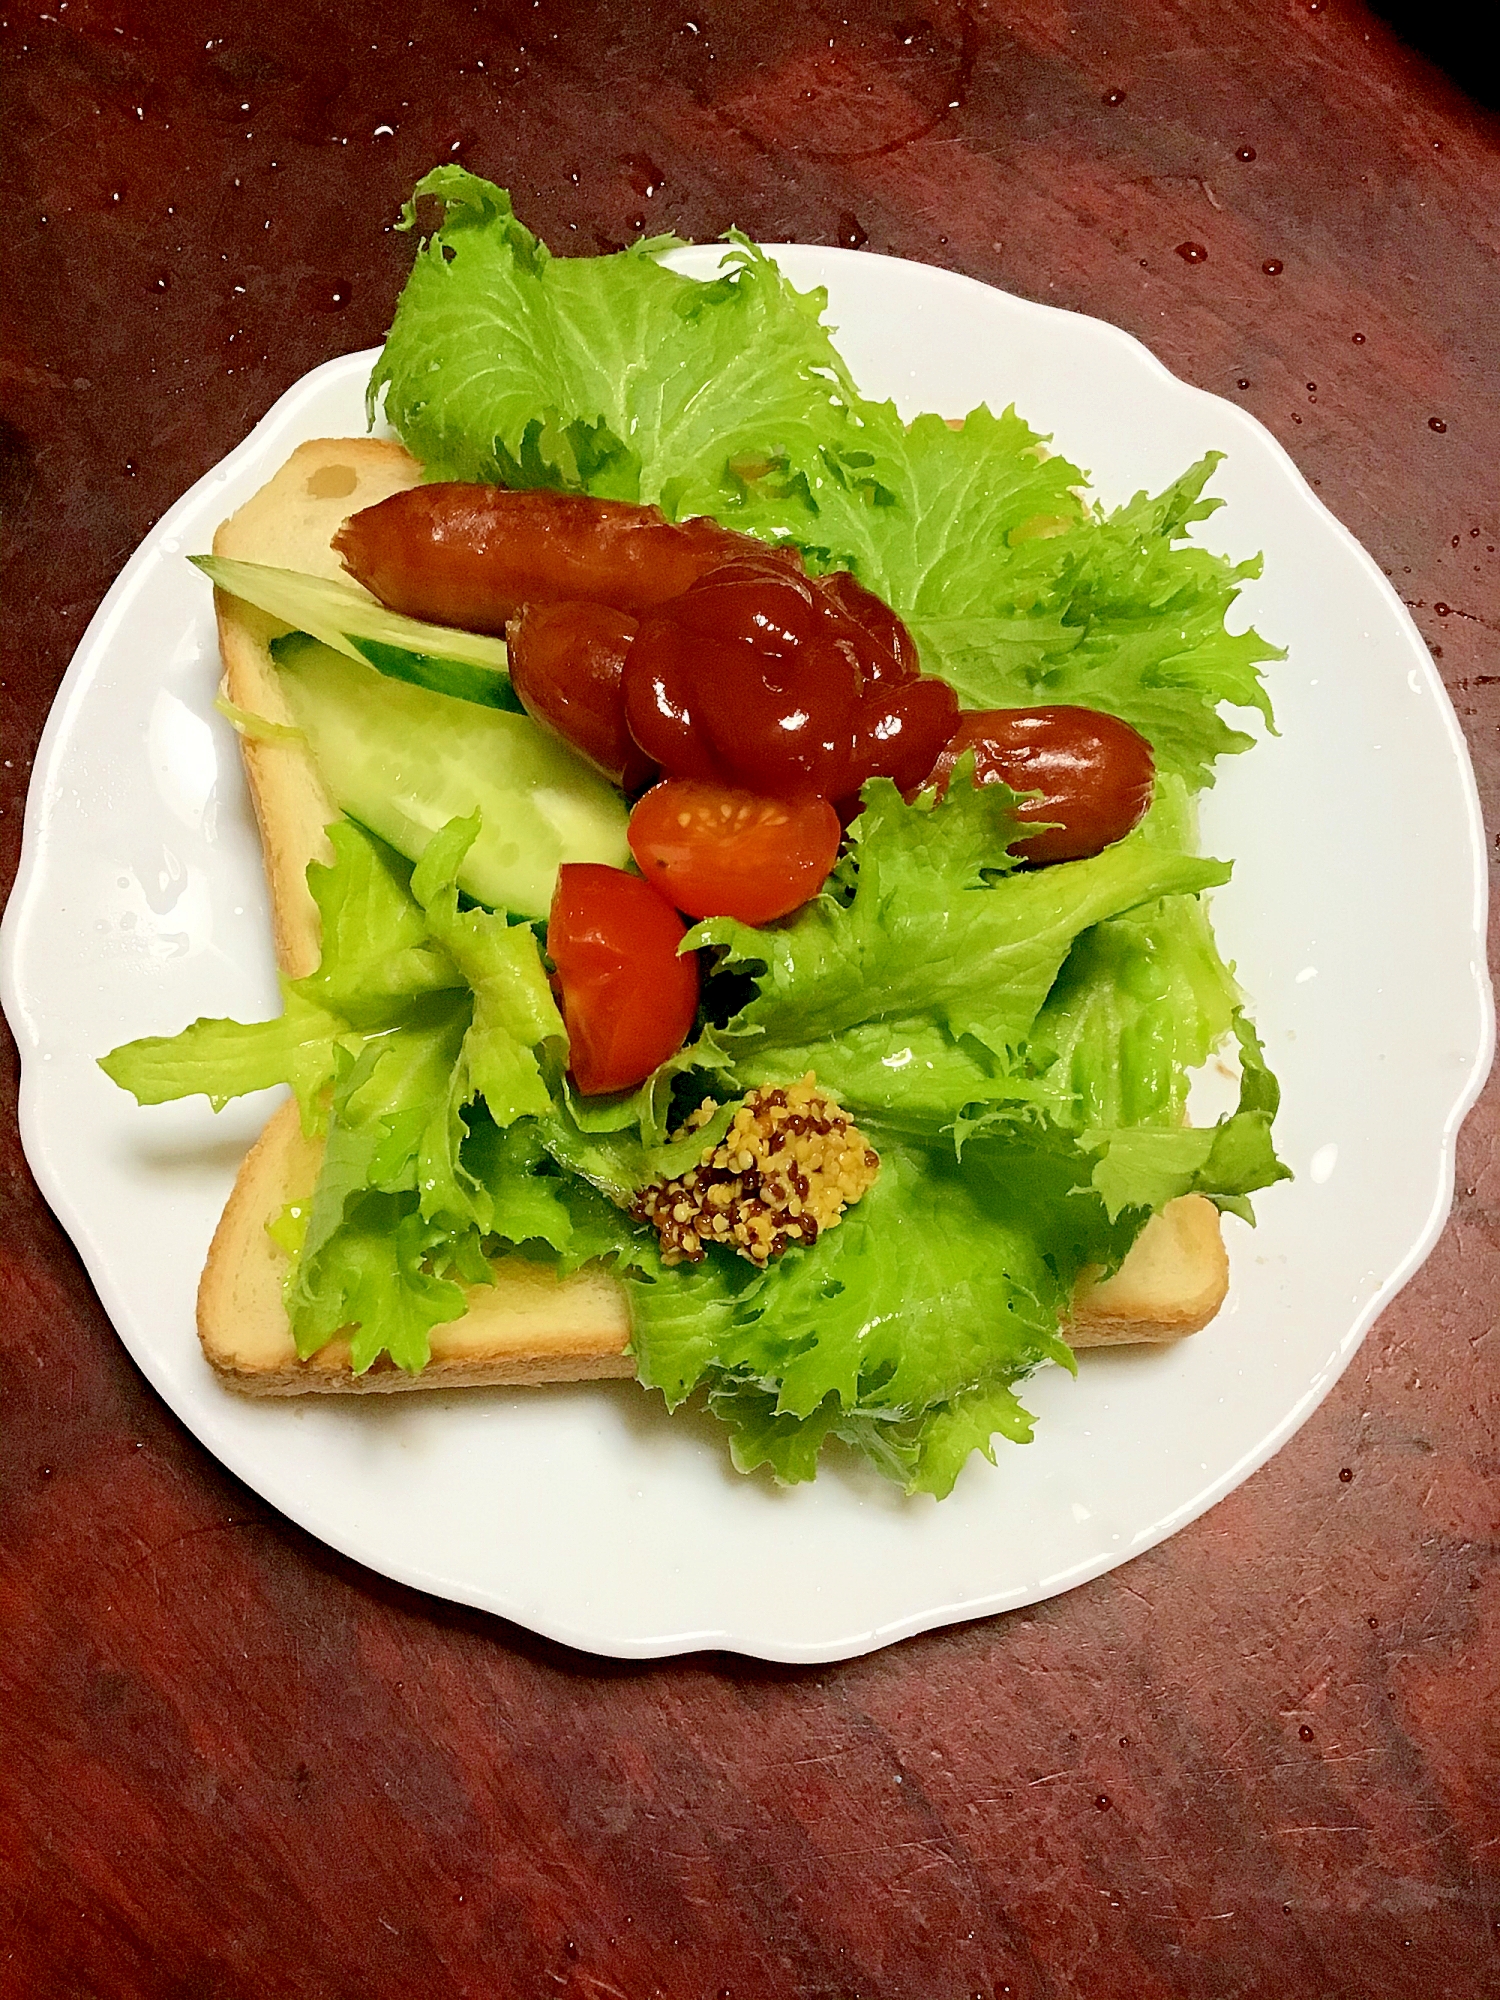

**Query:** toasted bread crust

left=1069, top=1194, right=1229, bottom=1341
left=198, top=1098, right=634, bottom=1392
left=212, top=439, right=425, bottom=977
left=199, top=1102, right=1227, bottom=1393
left=197, top=439, right=1230, bottom=1395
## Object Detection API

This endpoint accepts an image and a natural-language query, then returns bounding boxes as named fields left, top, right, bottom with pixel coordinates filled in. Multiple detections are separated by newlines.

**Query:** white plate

left=3, top=248, right=1492, bottom=1662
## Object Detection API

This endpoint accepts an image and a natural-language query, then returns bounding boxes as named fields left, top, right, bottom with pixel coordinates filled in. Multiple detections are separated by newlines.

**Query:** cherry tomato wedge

left=925, top=706, right=1155, bottom=864
left=548, top=865, right=700, bottom=1095
left=628, top=780, right=842, bottom=925
left=334, top=484, right=746, bottom=633
left=506, top=600, right=655, bottom=791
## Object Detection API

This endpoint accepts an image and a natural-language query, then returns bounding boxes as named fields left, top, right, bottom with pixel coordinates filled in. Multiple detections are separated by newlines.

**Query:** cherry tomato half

left=548, top=865, right=700, bottom=1095
left=628, top=780, right=842, bottom=925
left=926, top=706, right=1155, bottom=863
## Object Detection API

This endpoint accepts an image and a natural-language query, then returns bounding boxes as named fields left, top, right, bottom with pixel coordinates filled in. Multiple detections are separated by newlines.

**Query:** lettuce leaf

left=618, top=781, right=1279, bottom=1496
left=1028, top=775, right=1240, bottom=1133
left=101, top=786, right=1287, bottom=1487
left=97, top=986, right=349, bottom=1119
left=625, top=1127, right=1121, bottom=1499
left=102, top=818, right=568, bottom=1371
left=690, top=775, right=1229, bottom=1139
left=720, top=408, right=1278, bottom=787
left=621, top=1003, right=1285, bottom=1498
left=371, top=169, right=1281, bottom=791
left=369, top=169, right=862, bottom=516
left=1083, top=1013, right=1293, bottom=1225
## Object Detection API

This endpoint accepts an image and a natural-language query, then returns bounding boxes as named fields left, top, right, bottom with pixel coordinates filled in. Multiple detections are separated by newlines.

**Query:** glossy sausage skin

left=337, top=480, right=959, bottom=807
left=334, top=484, right=746, bottom=633
left=506, top=601, right=655, bottom=791
left=926, top=706, right=1155, bottom=864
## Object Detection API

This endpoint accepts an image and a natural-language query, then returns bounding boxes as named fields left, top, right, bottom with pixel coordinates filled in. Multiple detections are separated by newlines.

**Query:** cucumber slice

left=269, top=631, right=521, bottom=712
left=273, top=634, right=628, bottom=916
left=194, top=556, right=516, bottom=707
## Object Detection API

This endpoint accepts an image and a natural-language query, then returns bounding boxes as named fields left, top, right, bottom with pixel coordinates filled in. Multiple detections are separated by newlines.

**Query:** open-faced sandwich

left=102, top=170, right=1289, bottom=1497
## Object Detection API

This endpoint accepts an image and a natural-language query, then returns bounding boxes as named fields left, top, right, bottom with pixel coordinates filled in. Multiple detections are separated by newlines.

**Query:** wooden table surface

left=3, top=3, right=1497, bottom=1994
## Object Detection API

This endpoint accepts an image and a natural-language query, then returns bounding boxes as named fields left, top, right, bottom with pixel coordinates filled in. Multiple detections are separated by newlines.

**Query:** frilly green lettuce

left=101, top=175, right=1291, bottom=1492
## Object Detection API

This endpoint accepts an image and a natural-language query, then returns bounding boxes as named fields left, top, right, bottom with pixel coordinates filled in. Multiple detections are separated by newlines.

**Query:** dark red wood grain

left=2, top=3, right=1497, bottom=1994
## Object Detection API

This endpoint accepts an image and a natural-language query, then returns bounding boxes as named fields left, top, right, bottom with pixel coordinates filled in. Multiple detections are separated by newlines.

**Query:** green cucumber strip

left=271, top=632, right=522, bottom=712
left=193, top=555, right=512, bottom=679
left=272, top=633, right=628, bottom=916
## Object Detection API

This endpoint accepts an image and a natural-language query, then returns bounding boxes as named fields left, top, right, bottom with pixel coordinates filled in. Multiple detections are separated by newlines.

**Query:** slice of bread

left=213, top=438, right=426, bottom=978
left=199, top=1098, right=633, bottom=1392
left=198, top=439, right=1230, bottom=1394
left=198, top=1098, right=1228, bottom=1393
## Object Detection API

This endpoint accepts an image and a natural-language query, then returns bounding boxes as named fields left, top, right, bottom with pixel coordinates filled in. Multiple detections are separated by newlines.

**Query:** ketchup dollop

left=622, top=544, right=957, bottom=803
